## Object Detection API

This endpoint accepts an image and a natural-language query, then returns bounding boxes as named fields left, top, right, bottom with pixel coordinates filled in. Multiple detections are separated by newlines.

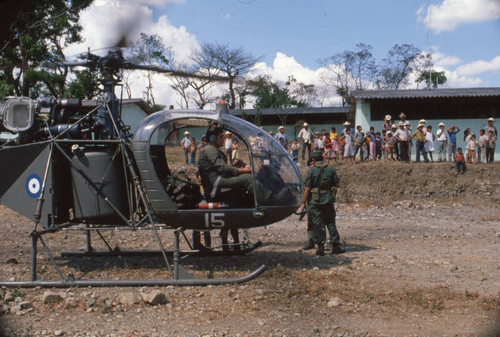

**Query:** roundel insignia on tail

left=26, top=174, right=42, bottom=198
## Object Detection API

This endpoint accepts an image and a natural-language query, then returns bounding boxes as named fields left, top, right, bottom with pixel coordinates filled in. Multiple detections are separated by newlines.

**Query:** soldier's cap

left=438, top=122, right=445, bottom=127
left=487, top=117, right=495, bottom=122
left=399, top=112, right=406, bottom=118
left=311, top=151, right=324, bottom=160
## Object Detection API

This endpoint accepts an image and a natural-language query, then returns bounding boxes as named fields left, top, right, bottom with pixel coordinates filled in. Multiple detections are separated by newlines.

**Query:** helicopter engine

left=0, top=96, right=107, bottom=144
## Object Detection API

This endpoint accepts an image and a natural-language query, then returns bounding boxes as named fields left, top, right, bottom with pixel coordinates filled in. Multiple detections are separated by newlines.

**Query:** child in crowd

left=465, top=134, right=477, bottom=164
left=231, top=138, right=240, bottom=162
left=330, top=127, right=339, bottom=160
left=366, top=126, right=376, bottom=161
left=486, top=130, right=496, bottom=163
left=198, top=136, right=206, bottom=152
left=375, top=132, right=382, bottom=161
left=384, top=131, right=397, bottom=161
left=188, top=138, right=197, bottom=165
left=478, top=129, right=487, bottom=164
left=323, top=134, right=335, bottom=165
left=340, top=128, right=355, bottom=165
left=291, top=139, right=300, bottom=163
left=455, top=147, right=466, bottom=174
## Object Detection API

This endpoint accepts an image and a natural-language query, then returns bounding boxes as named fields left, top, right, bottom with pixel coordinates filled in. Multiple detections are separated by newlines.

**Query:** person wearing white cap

left=484, top=118, right=497, bottom=162
left=436, top=122, right=447, bottom=162
left=447, top=125, right=461, bottom=162
left=275, top=125, right=288, bottom=149
left=297, top=122, right=312, bottom=160
left=180, top=130, right=192, bottom=165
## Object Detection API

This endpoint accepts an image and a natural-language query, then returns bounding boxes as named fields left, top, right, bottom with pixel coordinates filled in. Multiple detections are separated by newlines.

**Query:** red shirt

left=455, top=152, right=465, bottom=162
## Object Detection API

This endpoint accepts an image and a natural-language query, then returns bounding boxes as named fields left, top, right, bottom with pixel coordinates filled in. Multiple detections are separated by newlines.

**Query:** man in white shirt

left=394, top=122, right=409, bottom=162
left=297, top=122, right=312, bottom=160
left=436, top=122, right=447, bottom=162
left=180, top=131, right=192, bottom=165
left=224, top=131, right=234, bottom=165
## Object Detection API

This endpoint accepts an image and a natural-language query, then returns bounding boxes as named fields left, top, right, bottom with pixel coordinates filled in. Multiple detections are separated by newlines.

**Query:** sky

left=66, top=0, right=500, bottom=107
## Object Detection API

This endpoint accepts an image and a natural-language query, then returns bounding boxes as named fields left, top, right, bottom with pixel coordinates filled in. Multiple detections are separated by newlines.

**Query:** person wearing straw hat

left=394, top=122, right=409, bottom=163
left=275, top=125, right=288, bottom=149
left=436, top=122, right=447, bottom=162
left=180, top=130, right=192, bottom=165
left=411, top=124, right=429, bottom=163
left=297, top=122, right=312, bottom=161
left=383, top=115, right=392, bottom=132
left=484, top=118, right=497, bottom=162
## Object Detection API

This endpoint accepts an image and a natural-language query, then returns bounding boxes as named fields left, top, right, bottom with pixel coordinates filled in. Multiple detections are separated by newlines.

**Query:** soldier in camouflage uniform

left=300, top=151, right=344, bottom=255
left=198, top=126, right=253, bottom=198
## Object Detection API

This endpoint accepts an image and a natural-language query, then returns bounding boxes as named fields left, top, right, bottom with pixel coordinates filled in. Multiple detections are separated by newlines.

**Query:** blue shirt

left=448, top=130, right=458, bottom=143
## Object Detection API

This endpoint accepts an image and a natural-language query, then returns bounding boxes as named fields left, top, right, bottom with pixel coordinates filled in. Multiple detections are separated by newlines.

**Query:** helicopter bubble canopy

left=132, top=109, right=302, bottom=208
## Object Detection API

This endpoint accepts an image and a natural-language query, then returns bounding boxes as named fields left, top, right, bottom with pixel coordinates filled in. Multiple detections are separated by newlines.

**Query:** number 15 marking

left=204, top=213, right=225, bottom=228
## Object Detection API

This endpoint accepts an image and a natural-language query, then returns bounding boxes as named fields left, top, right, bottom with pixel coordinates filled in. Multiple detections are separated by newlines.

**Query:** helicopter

left=0, top=47, right=303, bottom=287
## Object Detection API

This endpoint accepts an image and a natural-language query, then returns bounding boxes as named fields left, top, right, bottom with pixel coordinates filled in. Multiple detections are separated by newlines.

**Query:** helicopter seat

left=197, top=166, right=235, bottom=205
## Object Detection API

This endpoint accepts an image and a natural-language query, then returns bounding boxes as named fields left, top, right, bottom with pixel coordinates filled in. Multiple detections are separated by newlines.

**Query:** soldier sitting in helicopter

left=198, top=125, right=253, bottom=205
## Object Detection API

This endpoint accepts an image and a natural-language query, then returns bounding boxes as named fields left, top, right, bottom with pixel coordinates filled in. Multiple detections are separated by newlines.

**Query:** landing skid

left=0, top=226, right=266, bottom=288
left=61, top=240, right=263, bottom=258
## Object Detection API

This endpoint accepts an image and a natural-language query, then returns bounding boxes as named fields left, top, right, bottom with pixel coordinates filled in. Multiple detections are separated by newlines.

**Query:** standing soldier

left=300, top=151, right=344, bottom=255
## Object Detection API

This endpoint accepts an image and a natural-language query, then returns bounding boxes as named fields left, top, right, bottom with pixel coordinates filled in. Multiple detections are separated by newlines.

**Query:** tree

left=132, top=33, right=172, bottom=106
left=376, top=43, right=422, bottom=90
left=203, top=42, right=263, bottom=109
left=66, top=68, right=100, bottom=99
left=287, top=75, right=317, bottom=107
left=247, top=75, right=300, bottom=110
left=318, top=43, right=376, bottom=106
left=0, top=0, right=92, bottom=97
left=416, top=70, right=447, bottom=89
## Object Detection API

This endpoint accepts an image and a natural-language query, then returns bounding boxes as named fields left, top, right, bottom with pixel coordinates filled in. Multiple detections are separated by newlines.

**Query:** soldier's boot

left=315, top=243, right=325, bottom=256
left=302, top=240, right=315, bottom=250
left=331, top=244, right=346, bottom=255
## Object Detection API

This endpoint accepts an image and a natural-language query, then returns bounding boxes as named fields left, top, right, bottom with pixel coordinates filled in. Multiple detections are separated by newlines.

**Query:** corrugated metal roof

left=351, top=87, right=500, bottom=100
left=231, top=106, right=349, bottom=116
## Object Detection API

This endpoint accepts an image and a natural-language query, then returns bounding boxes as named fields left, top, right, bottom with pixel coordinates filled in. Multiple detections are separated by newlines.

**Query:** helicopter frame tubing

left=0, top=104, right=265, bottom=288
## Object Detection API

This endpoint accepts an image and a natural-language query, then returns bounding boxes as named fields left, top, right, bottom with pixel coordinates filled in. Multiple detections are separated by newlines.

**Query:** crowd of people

left=288, top=115, right=497, bottom=172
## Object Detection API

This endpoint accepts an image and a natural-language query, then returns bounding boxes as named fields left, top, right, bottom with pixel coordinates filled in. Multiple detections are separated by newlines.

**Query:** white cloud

left=64, top=0, right=200, bottom=107
left=418, top=0, right=500, bottom=33
left=442, top=70, right=484, bottom=87
left=219, top=13, right=232, bottom=19
left=455, top=56, right=500, bottom=76
left=432, top=52, right=462, bottom=68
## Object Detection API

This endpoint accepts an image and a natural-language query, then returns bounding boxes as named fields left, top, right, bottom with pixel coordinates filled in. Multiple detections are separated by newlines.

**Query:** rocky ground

left=1, top=161, right=499, bottom=337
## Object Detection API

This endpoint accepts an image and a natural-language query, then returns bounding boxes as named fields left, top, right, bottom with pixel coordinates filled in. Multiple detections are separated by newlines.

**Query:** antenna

left=428, top=0, right=433, bottom=88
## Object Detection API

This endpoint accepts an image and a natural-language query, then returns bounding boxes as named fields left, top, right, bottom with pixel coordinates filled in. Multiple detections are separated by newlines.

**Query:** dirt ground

left=1, top=161, right=499, bottom=337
